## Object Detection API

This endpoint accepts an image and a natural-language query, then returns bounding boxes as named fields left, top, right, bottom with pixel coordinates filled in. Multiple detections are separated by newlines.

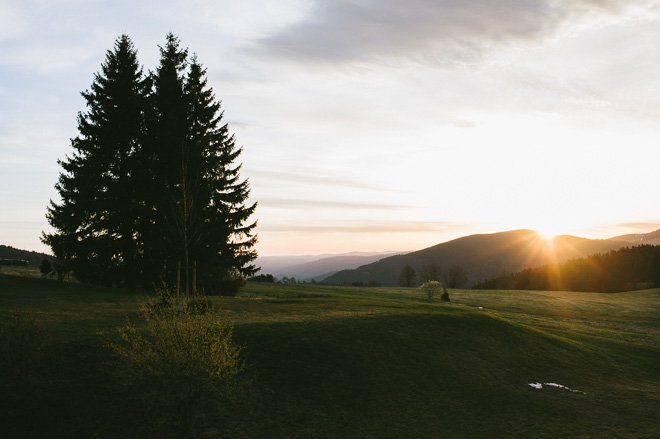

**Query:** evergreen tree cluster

left=473, top=245, right=660, bottom=293
left=43, top=34, right=257, bottom=295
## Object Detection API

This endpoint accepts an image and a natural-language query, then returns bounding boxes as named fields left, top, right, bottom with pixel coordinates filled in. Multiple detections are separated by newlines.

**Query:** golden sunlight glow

left=535, top=227, right=559, bottom=241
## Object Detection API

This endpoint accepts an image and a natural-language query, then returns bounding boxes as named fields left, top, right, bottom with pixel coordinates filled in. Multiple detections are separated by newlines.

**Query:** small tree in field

left=399, top=265, right=417, bottom=287
left=445, top=265, right=467, bottom=288
left=110, top=292, right=243, bottom=437
left=419, top=281, right=442, bottom=301
left=39, top=259, right=52, bottom=278
left=440, top=286, right=451, bottom=302
left=421, top=264, right=440, bottom=283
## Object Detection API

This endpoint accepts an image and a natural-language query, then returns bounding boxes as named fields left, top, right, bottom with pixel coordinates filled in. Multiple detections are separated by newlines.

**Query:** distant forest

left=0, top=245, right=52, bottom=266
left=473, top=245, right=660, bottom=293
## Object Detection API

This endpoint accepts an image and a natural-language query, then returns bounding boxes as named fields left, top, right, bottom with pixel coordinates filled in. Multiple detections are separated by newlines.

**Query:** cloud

left=249, top=169, right=395, bottom=192
left=0, top=2, right=25, bottom=41
left=615, top=222, right=660, bottom=231
left=258, top=197, right=414, bottom=210
left=256, top=0, right=649, bottom=64
left=261, top=220, right=468, bottom=234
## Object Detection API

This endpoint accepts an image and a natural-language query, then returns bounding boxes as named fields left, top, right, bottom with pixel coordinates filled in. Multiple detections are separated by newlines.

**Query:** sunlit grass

left=0, top=275, right=658, bottom=437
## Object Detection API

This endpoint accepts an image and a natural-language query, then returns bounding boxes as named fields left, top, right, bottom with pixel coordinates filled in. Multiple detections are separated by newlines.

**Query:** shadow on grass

left=1, top=306, right=657, bottom=438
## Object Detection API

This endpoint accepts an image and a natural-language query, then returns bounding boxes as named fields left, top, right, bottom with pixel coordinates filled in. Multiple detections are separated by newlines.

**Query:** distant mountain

left=323, top=229, right=630, bottom=286
left=256, top=251, right=404, bottom=281
left=610, top=229, right=660, bottom=246
left=0, top=245, right=52, bottom=266
left=255, top=255, right=325, bottom=275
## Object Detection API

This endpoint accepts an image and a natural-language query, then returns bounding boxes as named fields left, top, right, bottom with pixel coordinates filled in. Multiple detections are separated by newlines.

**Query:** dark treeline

left=473, top=245, right=660, bottom=292
left=398, top=264, right=467, bottom=288
left=43, top=34, right=257, bottom=295
left=0, top=245, right=52, bottom=266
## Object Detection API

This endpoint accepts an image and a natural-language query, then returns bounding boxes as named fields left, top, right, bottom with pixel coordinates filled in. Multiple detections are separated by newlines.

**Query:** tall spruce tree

left=184, top=58, right=257, bottom=294
left=43, top=35, right=150, bottom=286
left=142, top=33, right=190, bottom=287
left=147, top=35, right=257, bottom=294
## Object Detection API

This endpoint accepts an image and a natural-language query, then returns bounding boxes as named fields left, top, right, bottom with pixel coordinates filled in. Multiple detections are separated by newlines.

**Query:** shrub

left=419, top=281, right=443, bottom=301
left=142, top=287, right=215, bottom=318
left=0, top=312, right=46, bottom=381
left=248, top=274, right=275, bottom=283
left=203, top=269, right=246, bottom=296
left=441, top=288, right=451, bottom=302
left=39, top=259, right=53, bottom=278
left=110, top=294, right=242, bottom=437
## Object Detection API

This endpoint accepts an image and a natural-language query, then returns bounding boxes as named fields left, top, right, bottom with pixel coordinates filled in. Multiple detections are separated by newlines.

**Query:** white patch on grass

left=528, top=382, right=586, bottom=394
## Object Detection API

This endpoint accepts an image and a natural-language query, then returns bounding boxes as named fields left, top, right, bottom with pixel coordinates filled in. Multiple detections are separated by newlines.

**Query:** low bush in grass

left=419, top=281, right=442, bottom=301
left=0, top=312, right=47, bottom=381
left=110, top=291, right=243, bottom=437
left=419, top=281, right=451, bottom=302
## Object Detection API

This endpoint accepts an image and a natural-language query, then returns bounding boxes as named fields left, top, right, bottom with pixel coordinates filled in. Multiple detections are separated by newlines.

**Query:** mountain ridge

left=0, top=245, right=52, bottom=266
left=256, top=250, right=406, bottom=281
left=323, top=229, right=635, bottom=286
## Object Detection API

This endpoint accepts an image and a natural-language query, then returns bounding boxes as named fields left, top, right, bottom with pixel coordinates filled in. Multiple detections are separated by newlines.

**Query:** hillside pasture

left=0, top=275, right=658, bottom=438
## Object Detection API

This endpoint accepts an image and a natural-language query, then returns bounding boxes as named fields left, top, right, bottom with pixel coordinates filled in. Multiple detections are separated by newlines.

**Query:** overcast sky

left=2, top=0, right=660, bottom=256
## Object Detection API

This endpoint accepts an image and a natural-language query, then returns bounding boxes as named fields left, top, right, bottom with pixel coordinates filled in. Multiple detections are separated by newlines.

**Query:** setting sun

left=535, top=226, right=561, bottom=240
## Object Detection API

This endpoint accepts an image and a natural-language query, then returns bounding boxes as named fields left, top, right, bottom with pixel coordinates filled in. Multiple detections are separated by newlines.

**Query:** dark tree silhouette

left=143, top=33, right=190, bottom=290
left=445, top=265, right=467, bottom=288
left=421, top=263, right=441, bottom=282
left=43, top=34, right=257, bottom=294
left=43, top=35, right=150, bottom=287
left=473, top=245, right=660, bottom=293
left=179, top=57, right=257, bottom=294
left=399, top=265, right=417, bottom=287
left=38, top=259, right=52, bottom=278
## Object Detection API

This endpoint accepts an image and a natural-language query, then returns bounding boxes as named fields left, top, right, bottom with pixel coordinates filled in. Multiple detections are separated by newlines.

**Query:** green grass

left=0, top=275, right=658, bottom=438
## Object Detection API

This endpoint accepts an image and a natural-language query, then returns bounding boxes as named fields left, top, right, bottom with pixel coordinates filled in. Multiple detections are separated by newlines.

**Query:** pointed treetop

left=159, top=33, right=188, bottom=72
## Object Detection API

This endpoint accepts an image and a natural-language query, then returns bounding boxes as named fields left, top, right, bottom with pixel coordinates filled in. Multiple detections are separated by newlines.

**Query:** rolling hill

left=611, top=228, right=660, bottom=246
left=323, top=229, right=630, bottom=286
left=256, top=251, right=404, bottom=281
left=0, top=245, right=52, bottom=266
left=1, top=274, right=658, bottom=437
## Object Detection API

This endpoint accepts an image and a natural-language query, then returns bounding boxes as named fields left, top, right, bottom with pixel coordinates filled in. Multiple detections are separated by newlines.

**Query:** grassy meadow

left=0, top=270, right=658, bottom=438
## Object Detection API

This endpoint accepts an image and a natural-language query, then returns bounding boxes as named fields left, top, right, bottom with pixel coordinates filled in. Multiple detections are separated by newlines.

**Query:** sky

left=2, top=0, right=660, bottom=256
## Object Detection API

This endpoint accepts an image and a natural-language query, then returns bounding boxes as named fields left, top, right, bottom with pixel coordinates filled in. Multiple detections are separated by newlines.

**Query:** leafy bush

left=0, top=312, right=46, bottom=381
left=142, top=287, right=215, bottom=318
left=39, top=259, right=53, bottom=278
left=248, top=273, right=275, bottom=283
left=203, top=268, right=246, bottom=296
left=441, top=289, right=451, bottom=302
left=419, top=281, right=443, bottom=301
left=110, top=294, right=242, bottom=437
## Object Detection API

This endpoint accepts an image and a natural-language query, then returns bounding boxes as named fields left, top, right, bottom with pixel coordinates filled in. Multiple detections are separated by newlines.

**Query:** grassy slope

left=0, top=275, right=658, bottom=438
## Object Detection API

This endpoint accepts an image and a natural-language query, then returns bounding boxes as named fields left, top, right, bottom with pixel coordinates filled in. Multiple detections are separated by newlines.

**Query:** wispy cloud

left=258, top=197, right=414, bottom=210
left=261, top=220, right=468, bottom=234
left=256, top=0, right=651, bottom=65
left=615, top=222, right=660, bottom=231
left=249, top=169, right=395, bottom=192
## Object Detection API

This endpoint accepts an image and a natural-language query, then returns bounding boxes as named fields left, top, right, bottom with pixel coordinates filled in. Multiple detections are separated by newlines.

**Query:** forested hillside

left=474, top=245, right=660, bottom=292
left=0, top=245, right=52, bottom=266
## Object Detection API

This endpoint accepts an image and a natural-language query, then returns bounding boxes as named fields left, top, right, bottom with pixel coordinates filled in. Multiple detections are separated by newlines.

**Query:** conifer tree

left=183, top=58, right=257, bottom=294
left=44, top=34, right=257, bottom=294
left=43, top=35, right=150, bottom=286
left=141, top=33, right=190, bottom=287
left=146, top=35, right=257, bottom=294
